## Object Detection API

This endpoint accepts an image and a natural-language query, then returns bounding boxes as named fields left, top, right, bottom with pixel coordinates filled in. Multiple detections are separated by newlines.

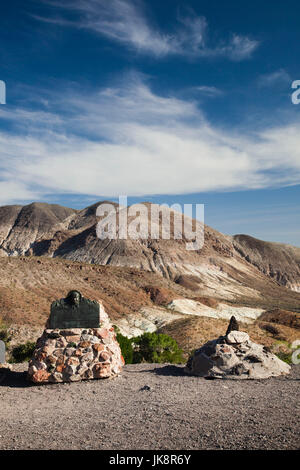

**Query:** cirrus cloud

left=33, top=0, right=260, bottom=60
left=0, top=74, right=299, bottom=205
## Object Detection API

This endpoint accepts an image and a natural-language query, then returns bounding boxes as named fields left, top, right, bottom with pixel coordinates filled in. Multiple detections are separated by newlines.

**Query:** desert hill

left=0, top=202, right=76, bottom=257
left=233, top=234, right=300, bottom=291
left=0, top=201, right=299, bottom=352
left=0, top=201, right=299, bottom=296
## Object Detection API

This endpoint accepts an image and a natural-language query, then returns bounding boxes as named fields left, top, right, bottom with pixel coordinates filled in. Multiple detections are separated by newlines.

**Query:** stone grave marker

left=0, top=340, right=5, bottom=363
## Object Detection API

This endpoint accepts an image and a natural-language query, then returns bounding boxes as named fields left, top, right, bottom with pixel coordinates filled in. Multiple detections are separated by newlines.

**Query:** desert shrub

left=144, top=286, right=174, bottom=306
left=260, top=309, right=300, bottom=329
left=132, top=332, right=185, bottom=364
left=116, top=332, right=134, bottom=364
left=275, top=351, right=293, bottom=365
left=261, top=323, right=280, bottom=336
left=114, top=325, right=184, bottom=365
left=0, top=328, right=12, bottom=346
left=174, top=275, right=200, bottom=291
left=272, top=340, right=297, bottom=365
left=11, top=342, right=36, bottom=363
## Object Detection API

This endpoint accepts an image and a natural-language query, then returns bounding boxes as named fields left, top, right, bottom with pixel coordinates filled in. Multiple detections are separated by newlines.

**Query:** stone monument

left=185, top=317, right=291, bottom=379
left=28, top=291, right=124, bottom=384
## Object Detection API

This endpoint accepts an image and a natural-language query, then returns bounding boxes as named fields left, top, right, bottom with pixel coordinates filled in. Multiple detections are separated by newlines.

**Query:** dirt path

left=0, top=363, right=299, bottom=450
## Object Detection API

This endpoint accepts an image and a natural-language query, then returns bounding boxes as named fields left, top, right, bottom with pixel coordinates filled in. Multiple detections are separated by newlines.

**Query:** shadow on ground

left=140, top=365, right=186, bottom=377
left=0, top=370, right=34, bottom=388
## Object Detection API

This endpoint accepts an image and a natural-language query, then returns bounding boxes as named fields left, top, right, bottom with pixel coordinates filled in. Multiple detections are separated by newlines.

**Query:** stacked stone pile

left=185, top=317, right=291, bottom=379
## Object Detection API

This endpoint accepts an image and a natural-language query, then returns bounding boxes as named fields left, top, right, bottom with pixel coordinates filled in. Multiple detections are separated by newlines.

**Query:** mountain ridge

left=0, top=201, right=299, bottom=296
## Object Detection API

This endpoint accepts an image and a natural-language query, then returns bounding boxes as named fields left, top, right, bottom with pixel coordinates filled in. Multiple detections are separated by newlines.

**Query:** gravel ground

left=0, top=363, right=299, bottom=450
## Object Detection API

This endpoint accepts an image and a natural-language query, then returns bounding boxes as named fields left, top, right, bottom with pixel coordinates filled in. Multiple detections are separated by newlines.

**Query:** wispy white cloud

left=34, top=0, right=259, bottom=60
left=193, top=86, right=224, bottom=97
left=257, top=69, right=291, bottom=87
left=0, top=74, right=299, bottom=205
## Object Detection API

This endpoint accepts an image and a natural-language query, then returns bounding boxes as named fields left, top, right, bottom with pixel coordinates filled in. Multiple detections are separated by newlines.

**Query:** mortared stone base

left=28, top=306, right=124, bottom=384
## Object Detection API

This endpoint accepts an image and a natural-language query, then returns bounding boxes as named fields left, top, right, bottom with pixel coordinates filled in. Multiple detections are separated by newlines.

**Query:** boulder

left=185, top=330, right=291, bottom=379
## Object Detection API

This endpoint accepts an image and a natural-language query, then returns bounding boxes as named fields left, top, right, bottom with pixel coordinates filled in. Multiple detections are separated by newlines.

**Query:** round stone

left=226, top=331, right=250, bottom=344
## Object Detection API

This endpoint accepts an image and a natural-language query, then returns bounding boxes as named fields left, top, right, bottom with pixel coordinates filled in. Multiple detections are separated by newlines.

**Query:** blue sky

left=0, top=0, right=299, bottom=245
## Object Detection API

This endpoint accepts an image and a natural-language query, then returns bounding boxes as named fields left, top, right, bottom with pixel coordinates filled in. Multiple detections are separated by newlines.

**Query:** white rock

left=226, top=331, right=249, bottom=344
left=291, top=339, right=300, bottom=350
left=167, top=299, right=263, bottom=323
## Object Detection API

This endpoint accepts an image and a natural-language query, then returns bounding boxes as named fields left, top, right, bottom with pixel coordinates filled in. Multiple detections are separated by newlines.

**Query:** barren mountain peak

left=0, top=201, right=299, bottom=296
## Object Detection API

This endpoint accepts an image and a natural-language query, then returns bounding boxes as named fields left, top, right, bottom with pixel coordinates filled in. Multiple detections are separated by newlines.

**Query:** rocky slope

left=0, top=201, right=299, bottom=297
left=0, top=202, right=75, bottom=256
left=233, top=234, right=300, bottom=292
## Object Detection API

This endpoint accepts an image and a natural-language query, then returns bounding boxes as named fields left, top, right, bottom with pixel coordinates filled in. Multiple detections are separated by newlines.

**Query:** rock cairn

left=185, top=317, right=291, bottom=379
left=225, top=315, right=239, bottom=335
left=28, top=291, right=124, bottom=384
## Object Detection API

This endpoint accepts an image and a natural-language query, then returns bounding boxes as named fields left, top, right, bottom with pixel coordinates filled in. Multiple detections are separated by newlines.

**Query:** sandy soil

left=0, top=363, right=299, bottom=450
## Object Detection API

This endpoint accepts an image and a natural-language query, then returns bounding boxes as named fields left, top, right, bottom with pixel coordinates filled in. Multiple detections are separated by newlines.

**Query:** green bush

left=132, top=332, right=185, bottom=364
left=273, top=340, right=296, bottom=365
left=0, top=328, right=12, bottom=347
left=11, top=342, right=36, bottom=363
left=114, top=327, right=184, bottom=365
left=275, top=351, right=293, bottom=365
left=116, top=333, right=134, bottom=364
